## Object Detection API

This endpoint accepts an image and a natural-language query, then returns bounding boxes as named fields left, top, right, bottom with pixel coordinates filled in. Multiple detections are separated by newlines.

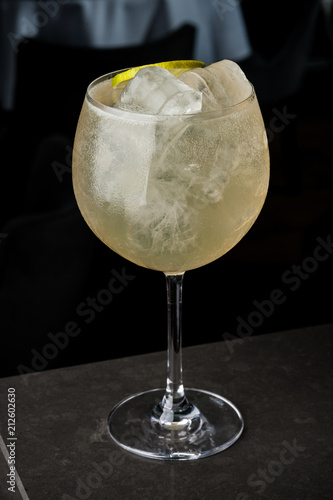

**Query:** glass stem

left=162, top=273, right=189, bottom=414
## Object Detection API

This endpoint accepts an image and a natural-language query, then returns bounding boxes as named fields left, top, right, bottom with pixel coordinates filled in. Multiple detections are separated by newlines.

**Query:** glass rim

left=85, top=68, right=256, bottom=121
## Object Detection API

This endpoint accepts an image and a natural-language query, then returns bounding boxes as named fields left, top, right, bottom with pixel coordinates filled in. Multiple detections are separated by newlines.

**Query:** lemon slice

left=112, top=60, right=205, bottom=87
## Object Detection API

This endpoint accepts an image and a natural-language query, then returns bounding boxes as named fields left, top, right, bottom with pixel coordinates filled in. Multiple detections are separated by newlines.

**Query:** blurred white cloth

left=0, top=0, right=252, bottom=109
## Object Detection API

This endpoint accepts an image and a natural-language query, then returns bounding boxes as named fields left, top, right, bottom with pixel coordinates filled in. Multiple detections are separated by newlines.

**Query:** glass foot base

left=107, top=388, right=244, bottom=460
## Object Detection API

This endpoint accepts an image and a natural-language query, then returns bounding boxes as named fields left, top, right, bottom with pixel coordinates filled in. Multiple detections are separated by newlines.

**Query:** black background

left=0, top=1, right=332, bottom=378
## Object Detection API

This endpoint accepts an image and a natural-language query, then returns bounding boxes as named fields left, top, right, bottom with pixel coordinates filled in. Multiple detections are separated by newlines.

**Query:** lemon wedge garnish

left=112, top=60, right=205, bottom=87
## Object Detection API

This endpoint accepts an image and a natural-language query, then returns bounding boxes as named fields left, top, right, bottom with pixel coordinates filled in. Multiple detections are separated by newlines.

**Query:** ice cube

left=130, top=178, right=197, bottom=257
left=86, top=103, right=156, bottom=210
left=179, top=67, right=231, bottom=111
left=115, top=66, right=202, bottom=115
left=150, top=120, right=239, bottom=211
left=207, top=60, right=252, bottom=104
left=179, top=59, right=252, bottom=110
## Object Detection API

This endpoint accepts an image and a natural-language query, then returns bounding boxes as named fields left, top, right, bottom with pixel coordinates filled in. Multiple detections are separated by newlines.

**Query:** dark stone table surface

left=0, top=323, right=332, bottom=500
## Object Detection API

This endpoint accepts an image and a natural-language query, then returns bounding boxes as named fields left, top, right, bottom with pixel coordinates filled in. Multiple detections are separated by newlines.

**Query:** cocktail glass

left=73, top=65, right=269, bottom=460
